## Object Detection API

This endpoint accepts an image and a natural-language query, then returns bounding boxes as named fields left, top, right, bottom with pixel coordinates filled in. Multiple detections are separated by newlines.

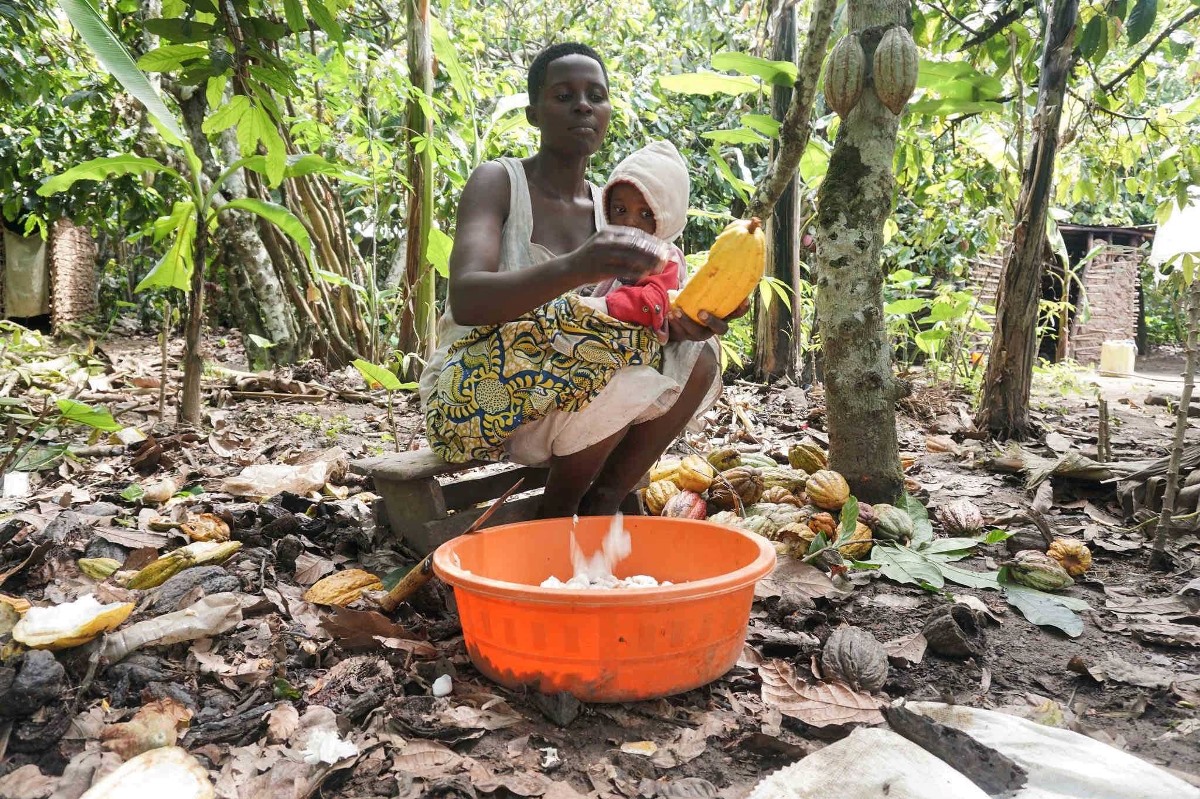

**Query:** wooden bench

left=351, top=450, right=641, bottom=555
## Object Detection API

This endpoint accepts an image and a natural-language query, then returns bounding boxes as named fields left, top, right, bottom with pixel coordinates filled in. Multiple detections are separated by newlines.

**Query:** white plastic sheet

left=749, top=702, right=1200, bottom=799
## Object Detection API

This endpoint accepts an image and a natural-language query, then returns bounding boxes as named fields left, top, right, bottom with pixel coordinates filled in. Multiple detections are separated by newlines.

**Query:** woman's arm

left=448, top=163, right=665, bottom=326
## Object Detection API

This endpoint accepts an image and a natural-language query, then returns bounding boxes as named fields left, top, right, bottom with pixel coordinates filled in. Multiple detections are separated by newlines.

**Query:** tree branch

left=1100, top=6, right=1200, bottom=94
left=959, top=0, right=1036, bottom=50
left=919, top=0, right=980, bottom=38
left=747, top=0, right=838, bottom=220
left=1067, top=88, right=1150, bottom=122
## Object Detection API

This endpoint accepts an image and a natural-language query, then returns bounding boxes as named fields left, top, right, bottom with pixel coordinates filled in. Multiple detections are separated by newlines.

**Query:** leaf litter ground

left=0, top=329, right=1197, bottom=798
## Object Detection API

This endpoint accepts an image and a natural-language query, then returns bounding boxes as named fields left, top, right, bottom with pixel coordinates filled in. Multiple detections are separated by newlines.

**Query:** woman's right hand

left=569, top=226, right=667, bottom=284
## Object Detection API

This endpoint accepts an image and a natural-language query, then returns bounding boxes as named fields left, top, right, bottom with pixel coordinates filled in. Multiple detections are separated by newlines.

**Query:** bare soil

left=0, top=329, right=1197, bottom=798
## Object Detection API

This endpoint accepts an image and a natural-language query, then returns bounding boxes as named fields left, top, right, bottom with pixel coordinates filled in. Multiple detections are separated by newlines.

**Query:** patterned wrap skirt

left=426, top=294, right=663, bottom=463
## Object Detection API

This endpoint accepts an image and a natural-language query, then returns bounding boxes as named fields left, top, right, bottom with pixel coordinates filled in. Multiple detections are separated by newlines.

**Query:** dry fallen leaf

left=759, top=658, right=883, bottom=727
left=650, top=727, right=708, bottom=768
left=392, top=740, right=462, bottom=778
left=266, top=702, right=300, bottom=743
left=925, top=435, right=961, bottom=456
left=320, top=607, right=436, bottom=655
left=619, top=741, right=658, bottom=756
left=883, top=632, right=928, bottom=667
left=755, top=558, right=838, bottom=601
left=100, top=698, right=193, bottom=759
left=0, top=764, right=58, bottom=799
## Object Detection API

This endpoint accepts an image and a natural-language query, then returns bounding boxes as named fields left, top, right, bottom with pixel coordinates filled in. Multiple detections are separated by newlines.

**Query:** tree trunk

left=753, top=2, right=799, bottom=382
left=812, top=0, right=911, bottom=505
left=976, top=0, right=1078, bottom=439
left=214, top=132, right=304, bottom=367
left=397, top=0, right=436, bottom=376
left=1150, top=278, right=1199, bottom=570
left=179, top=204, right=206, bottom=426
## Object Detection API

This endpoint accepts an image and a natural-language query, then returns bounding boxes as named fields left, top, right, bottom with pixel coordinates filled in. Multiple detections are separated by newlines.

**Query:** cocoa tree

left=812, top=0, right=918, bottom=504
left=975, top=0, right=1079, bottom=440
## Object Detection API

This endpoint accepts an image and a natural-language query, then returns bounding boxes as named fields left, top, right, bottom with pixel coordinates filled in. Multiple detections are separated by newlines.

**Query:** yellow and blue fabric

left=426, top=294, right=662, bottom=463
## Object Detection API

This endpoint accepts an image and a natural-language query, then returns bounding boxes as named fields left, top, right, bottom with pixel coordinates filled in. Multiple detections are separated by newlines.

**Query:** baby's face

left=606, top=181, right=656, bottom=236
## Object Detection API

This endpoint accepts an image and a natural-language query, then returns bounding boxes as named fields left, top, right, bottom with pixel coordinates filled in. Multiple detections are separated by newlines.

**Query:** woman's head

left=526, top=43, right=611, bottom=157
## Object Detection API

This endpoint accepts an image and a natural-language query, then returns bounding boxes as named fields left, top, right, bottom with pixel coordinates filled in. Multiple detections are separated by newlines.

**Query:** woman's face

left=528, top=54, right=611, bottom=157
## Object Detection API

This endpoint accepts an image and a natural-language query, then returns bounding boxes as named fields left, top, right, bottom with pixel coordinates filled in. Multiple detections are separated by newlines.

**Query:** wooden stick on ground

left=379, top=477, right=525, bottom=613
left=1097, top=398, right=1110, bottom=463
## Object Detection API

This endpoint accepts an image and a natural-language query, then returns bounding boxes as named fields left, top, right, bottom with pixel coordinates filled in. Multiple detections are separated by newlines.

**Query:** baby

left=581, top=140, right=690, bottom=342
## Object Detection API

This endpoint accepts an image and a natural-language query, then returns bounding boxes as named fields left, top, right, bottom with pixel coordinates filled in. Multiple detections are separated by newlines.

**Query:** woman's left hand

left=666, top=300, right=751, bottom=341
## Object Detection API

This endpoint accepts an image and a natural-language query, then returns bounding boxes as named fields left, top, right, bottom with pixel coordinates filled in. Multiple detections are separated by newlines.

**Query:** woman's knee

left=690, top=344, right=720, bottom=388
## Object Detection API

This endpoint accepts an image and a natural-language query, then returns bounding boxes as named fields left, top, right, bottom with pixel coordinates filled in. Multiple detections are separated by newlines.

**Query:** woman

left=420, top=42, right=746, bottom=517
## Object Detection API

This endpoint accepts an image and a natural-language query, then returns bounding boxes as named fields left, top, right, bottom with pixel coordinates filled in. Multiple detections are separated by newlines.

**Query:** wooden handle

left=378, top=477, right=525, bottom=613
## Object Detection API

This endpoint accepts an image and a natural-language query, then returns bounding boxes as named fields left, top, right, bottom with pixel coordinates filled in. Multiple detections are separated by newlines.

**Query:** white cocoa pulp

left=539, top=514, right=673, bottom=589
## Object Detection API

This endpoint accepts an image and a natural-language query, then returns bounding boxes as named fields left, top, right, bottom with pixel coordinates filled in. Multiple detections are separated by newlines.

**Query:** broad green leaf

left=659, top=72, right=761, bottom=96
left=742, top=113, right=781, bottom=138
left=838, top=495, right=859, bottom=539
left=247, top=333, right=275, bottom=349
left=799, top=139, right=830, bottom=184
left=711, top=52, right=797, bottom=86
left=1110, top=0, right=1129, bottom=21
left=999, top=572, right=1086, bottom=637
left=706, top=144, right=752, bottom=203
left=982, top=528, right=1013, bottom=544
left=307, top=0, right=343, bottom=42
left=702, top=127, right=769, bottom=145
left=206, top=74, right=228, bottom=108
left=282, top=153, right=370, bottom=185
left=137, top=44, right=208, bottom=72
left=908, top=98, right=1005, bottom=117
left=283, top=0, right=306, bottom=32
left=1080, top=14, right=1104, bottom=59
left=868, top=545, right=944, bottom=589
left=922, top=537, right=983, bottom=554
left=884, top=298, right=926, bottom=315
left=58, top=0, right=186, bottom=141
left=121, top=483, right=146, bottom=502
left=431, top=16, right=472, bottom=106
left=223, top=198, right=312, bottom=264
left=352, top=359, right=403, bottom=391
left=427, top=227, right=453, bottom=278
left=202, top=95, right=251, bottom=134
left=897, top=493, right=934, bottom=546
left=1126, top=0, right=1156, bottom=45
left=38, top=155, right=181, bottom=196
left=56, top=399, right=123, bottom=431
left=152, top=200, right=195, bottom=244
left=936, top=562, right=1000, bottom=590
left=144, top=18, right=214, bottom=43
left=136, top=210, right=196, bottom=292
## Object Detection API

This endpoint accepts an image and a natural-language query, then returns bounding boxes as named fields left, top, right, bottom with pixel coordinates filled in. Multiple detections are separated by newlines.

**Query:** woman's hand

left=570, top=226, right=667, bottom=284
left=667, top=300, right=751, bottom=342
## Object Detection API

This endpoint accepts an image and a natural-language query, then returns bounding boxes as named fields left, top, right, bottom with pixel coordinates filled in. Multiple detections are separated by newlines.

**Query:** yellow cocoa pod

left=182, top=513, right=230, bottom=542
left=125, top=553, right=188, bottom=590
left=649, top=458, right=681, bottom=485
left=806, top=469, right=851, bottom=511
left=0, top=593, right=31, bottom=614
left=672, top=218, right=766, bottom=323
left=676, top=455, right=715, bottom=493
left=644, top=479, right=681, bottom=516
left=125, top=541, right=241, bottom=589
left=1047, top=538, right=1092, bottom=577
left=79, top=558, right=122, bottom=580
left=837, top=521, right=874, bottom=560
left=303, top=569, right=383, bottom=606
left=12, top=596, right=135, bottom=650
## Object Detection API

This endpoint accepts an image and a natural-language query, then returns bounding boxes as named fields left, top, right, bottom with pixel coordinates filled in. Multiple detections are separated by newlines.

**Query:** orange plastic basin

left=432, top=516, right=776, bottom=702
